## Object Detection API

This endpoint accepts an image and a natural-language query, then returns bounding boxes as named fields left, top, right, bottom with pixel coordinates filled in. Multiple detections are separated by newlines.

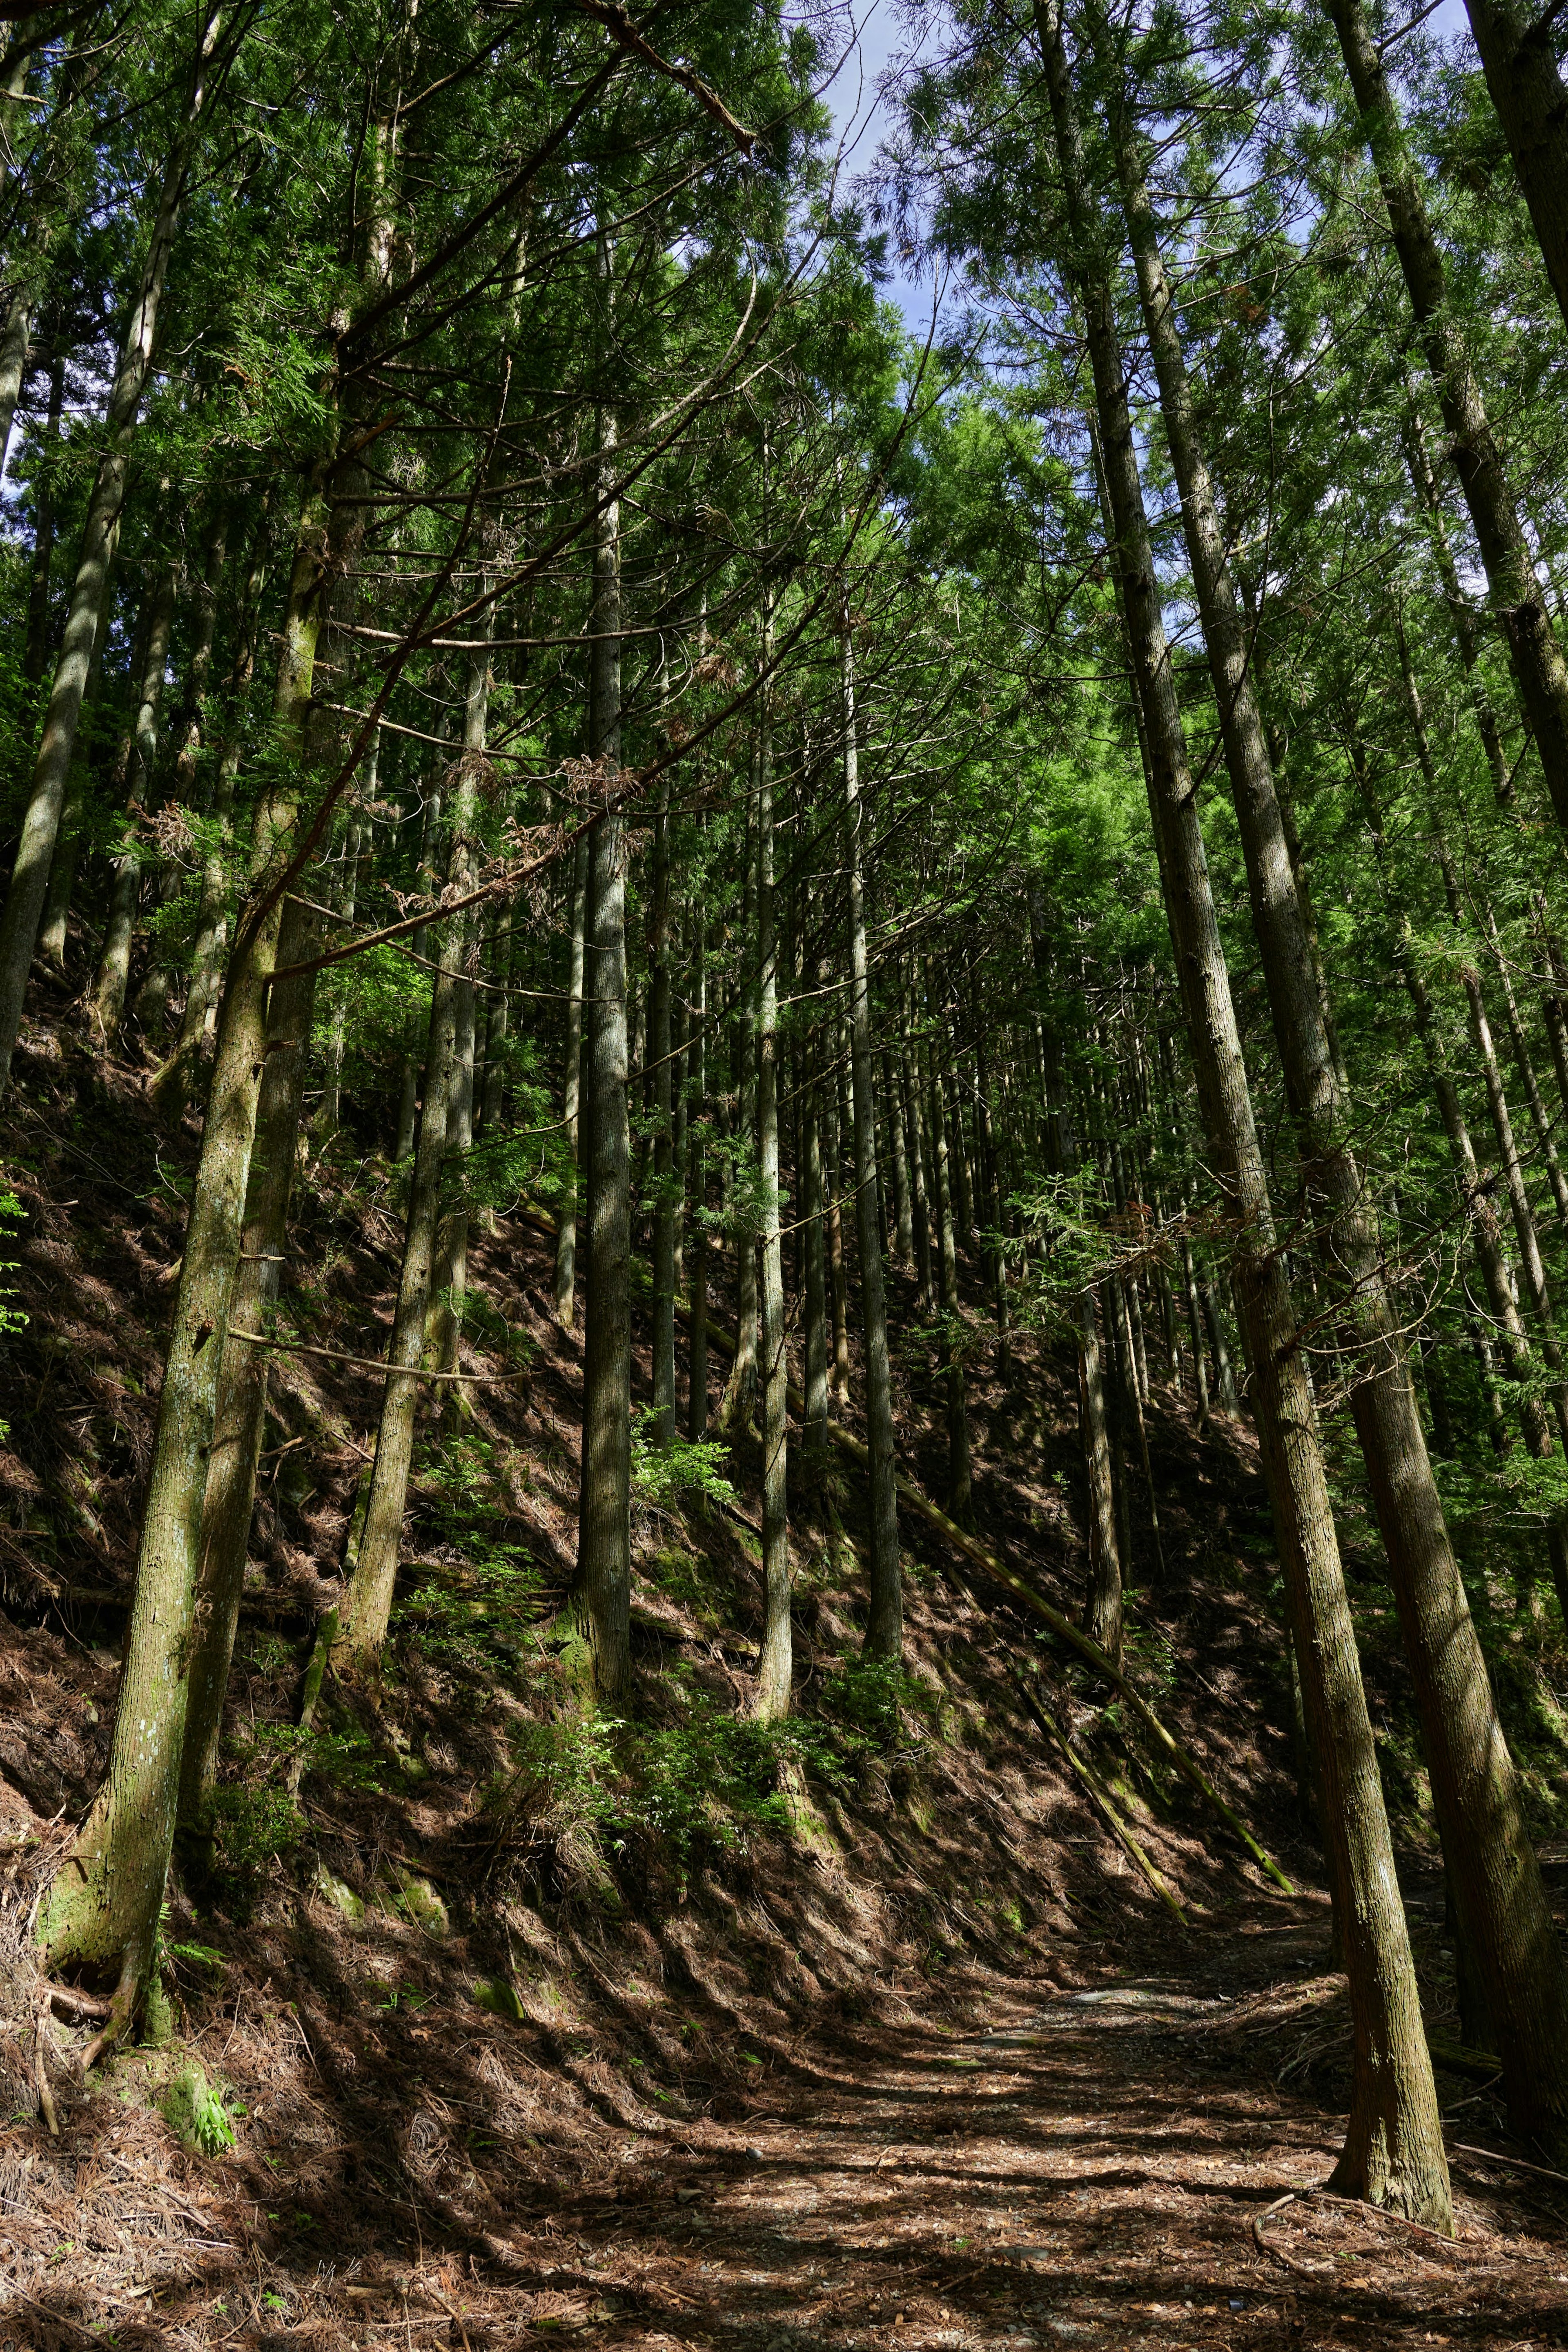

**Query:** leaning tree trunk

left=1041, top=0, right=1449, bottom=2225
left=171, top=455, right=367, bottom=1821
left=336, top=749, right=479, bottom=1665
left=1457, top=0, right=1568, bottom=337
left=1109, top=68, right=1568, bottom=2164
left=36, top=791, right=303, bottom=2042
left=1320, top=0, right=1568, bottom=845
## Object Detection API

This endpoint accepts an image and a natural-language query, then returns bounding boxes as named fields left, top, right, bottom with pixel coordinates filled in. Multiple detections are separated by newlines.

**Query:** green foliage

left=817, top=1656, right=942, bottom=1754
left=209, top=1783, right=306, bottom=1889
left=162, top=2065, right=238, bottom=2157
left=630, top=1413, right=738, bottom=1515
left=399, top=1431, right=547, bottom=1669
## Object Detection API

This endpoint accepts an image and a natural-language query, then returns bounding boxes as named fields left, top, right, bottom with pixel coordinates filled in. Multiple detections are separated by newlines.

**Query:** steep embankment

left=0, top=1001, right=1564, bottom=2348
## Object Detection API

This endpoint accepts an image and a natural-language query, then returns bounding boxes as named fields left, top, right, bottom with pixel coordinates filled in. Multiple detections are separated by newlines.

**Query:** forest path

left=522, top=1886, right=1568, bottom=2352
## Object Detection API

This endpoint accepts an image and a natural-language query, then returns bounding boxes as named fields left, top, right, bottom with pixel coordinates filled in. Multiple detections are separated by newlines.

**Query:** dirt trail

left=8, top=1879, right=1568, bottom=2348
left=446, top=1895, right=1567, bottom=2352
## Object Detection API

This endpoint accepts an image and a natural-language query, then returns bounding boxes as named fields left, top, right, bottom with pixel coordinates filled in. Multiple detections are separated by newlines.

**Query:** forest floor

left=0, top=996, right=1566, bottom=2348
left=6, top=1865, right=1568, bottom=2352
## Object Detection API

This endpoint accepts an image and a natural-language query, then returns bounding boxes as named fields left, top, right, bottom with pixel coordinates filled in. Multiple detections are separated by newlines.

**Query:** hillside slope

left=0, top=1005, right=1565, bottom=2348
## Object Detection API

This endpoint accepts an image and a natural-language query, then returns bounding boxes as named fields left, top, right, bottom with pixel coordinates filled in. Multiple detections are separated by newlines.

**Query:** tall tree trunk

left=844, top=607, right=902, bottom=1658
left=174, top=897, right=320, bottom=1843
left=317, top=816, right=366, bottom=1140
left=650, top=773, right=676, bottom=1447
left=23, top=347, right=65, bottom=697
left=825, top=1047, right=850, bottom=1398
left=802, top=1063, right=829, bottom=1469
left=337, top=751, right=479, bottom=1664
left=884, top=1044, right=914, bottom=1260
left=89, top=545, right=180, bottom=1039
left=1042, top=0, right=1449, bottom=2223
left=0, top=8, right=226, bottom=1088
left=154, top=514, right=270, bottom=1106
left=686, top=919, right=710, bottom=1441
left=174, top=455, right=369, bottom=1801
left=430, top=631, right=493, bottom=1391
left=719, top=790, right=760, bottom=1431
left=1077, top=1283, right=1123, bottom=1661
left=35, top=445, right=316, bottom=2031
left=572, top=359, right=633, bottom=1708
left=1457, top=0, right=1568, bottom=335
left=553, top=831, right=588, bottom=1320
left=927, top=1018, right=973, bottom=1525
left=1321, top=0, right=1568, bottom=843
left=755, top=669, right=791, bottom=1718
left=1109, top=72, right=1568, bottom=2163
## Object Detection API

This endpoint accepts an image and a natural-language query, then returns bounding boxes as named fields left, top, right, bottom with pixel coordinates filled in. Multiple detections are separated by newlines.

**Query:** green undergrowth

left=479, top=1653, right=946, bottom=1890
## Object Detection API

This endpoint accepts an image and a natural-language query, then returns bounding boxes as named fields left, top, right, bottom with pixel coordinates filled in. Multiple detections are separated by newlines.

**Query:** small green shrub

left=162, top=2065, right=237, bottom=2156
left=817, top=1656, right=938, bottom=1752
left=630, top=1412, right=737, bottom=1515
left=210, top=1783, right=305, bottom=1883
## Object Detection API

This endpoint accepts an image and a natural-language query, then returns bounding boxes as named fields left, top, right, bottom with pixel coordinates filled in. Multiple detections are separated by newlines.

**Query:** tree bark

left=1458, top=0, right=1568, bottom=336
left=844, top=609, right=901, bottom=1659
left=719, top=790, right=760, bottom=1432
left=650, top=772, right=676, bottom=1447
left=927, top=1017, right=973, bottom=1525
left=687, top=916, right=710, bottom=1440
left=336, top=752, right=479, bottom=1664
left=572, top=363, right=633, bottom=1708
left=755, top=679, right=791, bottom=1719
left=554, top=830, right=588, bottom=1321
left=1321, top=0, right=1568, bottom=844
left=1077, top=1284, right=1123, bottom=1662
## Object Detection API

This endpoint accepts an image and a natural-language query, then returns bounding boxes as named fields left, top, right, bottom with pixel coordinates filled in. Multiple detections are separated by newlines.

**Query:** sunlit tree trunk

left=1111, top=76, right=1568, bottom=2165
left=720, top=786, right=760, bottom=1431
left=1321, top=0, right=1568, bottom=844
left=1041, top=0, right=1449, bottom=2224
left=755, top=659, right=791, bottom=1718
